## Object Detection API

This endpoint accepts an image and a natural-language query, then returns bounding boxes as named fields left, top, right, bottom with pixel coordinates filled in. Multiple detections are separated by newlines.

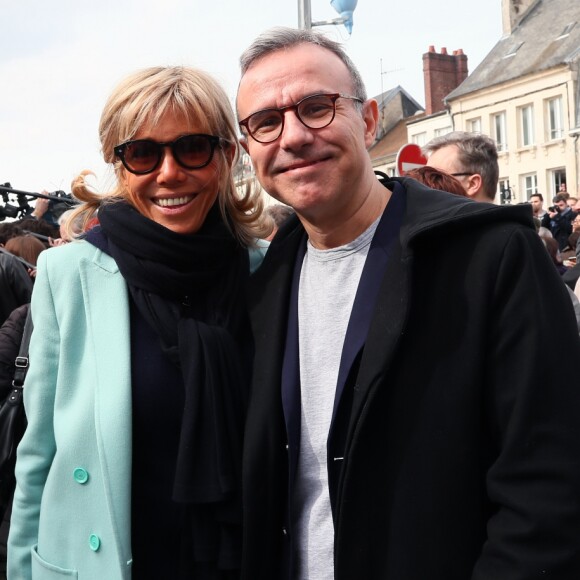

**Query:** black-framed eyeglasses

left=450, top=172, right=474, bottom=178
left=239, top=93, right=364, bottom=144
left=114, top=133, right=225, bottom=175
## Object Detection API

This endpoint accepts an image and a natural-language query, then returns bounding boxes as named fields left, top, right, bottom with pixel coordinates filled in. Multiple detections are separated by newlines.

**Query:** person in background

left=14, top=218, right=59, bottom=244
left=236, top=26, right=580, bottom=580
left=422, top=131, right=499, bottom=202
left=405, top=166, right=467, bottom=197
left=0, top=303, right=30, bottom=579
left=47, top=208, right=85, bottom=247
left=29, top=197, right=50, bottom=221
left=541, top=193, right=577, bottom=251
left=264, top=204, right=295, bottom=241
left=0, top=248, right=32, bottom=326
left=9, top=65, right=268, bottom=580
left=4, top=235, right=46, bottom=268
left=530, top=193, right=547, bottom=220
left=562, top=214, right=580, bottom=290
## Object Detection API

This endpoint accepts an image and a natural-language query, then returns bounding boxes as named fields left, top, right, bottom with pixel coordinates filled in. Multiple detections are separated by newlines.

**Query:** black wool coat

left=242, top=177, right=580, bottom=580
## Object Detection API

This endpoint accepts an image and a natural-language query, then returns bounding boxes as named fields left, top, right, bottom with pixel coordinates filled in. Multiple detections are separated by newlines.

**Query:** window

left=499, top=178, right=513, bottom=205
left=551, top=169, right=567, bottom=194
left=492, top=112, right=507, bottom=152
left=504, top=42, right=524, bottom=58
left=547, top=97, right=564, bottom=140
left=412, top=132, right=427, bottom=146
left=557, top=22, right=576, bottom=39
left=467, top=118, right=481, bottom=133
left=522, top=174, right=538, bottom=199
left=519, top=105, right=534, bottom=147
left=434, top=127, right=452, bottom=138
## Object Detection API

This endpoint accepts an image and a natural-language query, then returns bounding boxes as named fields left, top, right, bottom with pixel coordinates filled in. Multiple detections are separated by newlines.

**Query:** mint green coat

left=8, top=240, right=133, bottom=579
left=8, top=236, right=267, bottom=579
left=8, top=235, right=267, bottom=579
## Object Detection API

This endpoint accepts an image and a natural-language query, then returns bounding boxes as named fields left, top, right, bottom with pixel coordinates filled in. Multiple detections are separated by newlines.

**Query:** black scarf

left=98, top=201, right=249, bottom=577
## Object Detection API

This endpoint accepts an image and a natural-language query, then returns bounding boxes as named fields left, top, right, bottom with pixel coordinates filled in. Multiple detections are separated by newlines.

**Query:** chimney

left=422, top=46, right=468, bottom=115
left=502, top=0, right=538, bottom=35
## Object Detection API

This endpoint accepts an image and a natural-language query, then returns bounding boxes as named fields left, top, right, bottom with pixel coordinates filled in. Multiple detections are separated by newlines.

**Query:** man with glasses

left=237, top=27, right=580, bottom=580
left=423, top=131, right=499, bottom=202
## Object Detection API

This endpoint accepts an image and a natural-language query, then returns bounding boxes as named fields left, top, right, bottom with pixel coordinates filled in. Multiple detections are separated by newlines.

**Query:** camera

left=548, top=205, right=560, bottom=213
left=0, top=183, right=75, bottom=224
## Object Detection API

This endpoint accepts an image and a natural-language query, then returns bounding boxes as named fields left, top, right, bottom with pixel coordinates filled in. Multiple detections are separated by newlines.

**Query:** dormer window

left=503, top=41, right=524, bottom=58
left=556, top=22, right=576, bottom=40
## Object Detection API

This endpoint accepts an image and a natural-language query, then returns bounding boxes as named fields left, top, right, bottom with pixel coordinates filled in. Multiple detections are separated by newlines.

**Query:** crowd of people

left=1, top=25, right=579, bottom=580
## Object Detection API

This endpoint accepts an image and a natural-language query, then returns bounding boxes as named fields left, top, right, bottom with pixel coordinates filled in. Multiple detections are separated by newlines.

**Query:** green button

left=73, top=467, right=89, bottom=484
left=89, top=534, right=101, bottom=552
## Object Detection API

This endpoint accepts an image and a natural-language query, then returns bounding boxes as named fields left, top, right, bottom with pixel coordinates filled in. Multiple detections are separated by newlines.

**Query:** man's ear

left=362, top=99, right=380, bottom=149
left=465, top=173, right=483, bottom=198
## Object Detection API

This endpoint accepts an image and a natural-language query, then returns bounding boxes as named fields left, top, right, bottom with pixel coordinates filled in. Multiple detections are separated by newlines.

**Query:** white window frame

left=519, top=104, right=534, bottom=147
left=411, top=132, right=427, bottom=146
left=547, top=97, right=564, bottom=140
left=492, top=111, right=507, bottom=152
left=522, top=174, right=538, bottom=199
left=467, top=117, right=482, bottom=133
left=434, top=126, right=452, bottom=138
left=499, top=178, right=513, bottom=205
left=551, top=168, right=567, bottom=195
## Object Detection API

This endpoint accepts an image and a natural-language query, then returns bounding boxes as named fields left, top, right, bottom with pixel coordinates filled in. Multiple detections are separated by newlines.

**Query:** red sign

left=396, top=143, right=428, bottom=176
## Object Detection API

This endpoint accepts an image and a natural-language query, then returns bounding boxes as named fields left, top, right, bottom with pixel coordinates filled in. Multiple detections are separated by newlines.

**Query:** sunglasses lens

left=174, top=135, right=214, bottom=168
left=123, top=141, right=160, bottom=173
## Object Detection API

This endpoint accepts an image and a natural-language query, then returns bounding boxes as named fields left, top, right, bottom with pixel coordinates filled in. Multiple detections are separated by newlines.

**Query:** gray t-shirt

left=292, top=218, right=379, bottom=579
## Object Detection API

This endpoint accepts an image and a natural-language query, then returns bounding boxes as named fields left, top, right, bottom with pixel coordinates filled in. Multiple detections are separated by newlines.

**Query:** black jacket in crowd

left=541, top=206, right=577, bottom=250
left=0, top=252, right=32, bottom=327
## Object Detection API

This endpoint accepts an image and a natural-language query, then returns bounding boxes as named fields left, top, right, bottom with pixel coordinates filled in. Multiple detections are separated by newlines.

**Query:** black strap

left=12, top=309, right=33, bottom=390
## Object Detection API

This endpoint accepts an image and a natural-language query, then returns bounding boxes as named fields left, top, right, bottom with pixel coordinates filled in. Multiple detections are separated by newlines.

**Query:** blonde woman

left=9, top=66, right=268, bottom=580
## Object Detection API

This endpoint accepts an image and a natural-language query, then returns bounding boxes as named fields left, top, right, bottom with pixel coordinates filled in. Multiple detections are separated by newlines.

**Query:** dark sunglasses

left=114, top=133, right=225, bottom=175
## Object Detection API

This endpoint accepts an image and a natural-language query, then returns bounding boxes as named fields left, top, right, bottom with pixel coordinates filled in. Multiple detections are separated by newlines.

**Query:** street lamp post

left=297, top=0, right=358, bottom=33
left=298, top=0, right=312, bottom=29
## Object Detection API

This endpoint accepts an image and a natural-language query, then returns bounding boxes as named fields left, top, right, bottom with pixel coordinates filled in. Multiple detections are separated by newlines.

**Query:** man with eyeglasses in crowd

left=423, top=131, right=499, bottom=202
left=236, top=27, right=580, bottom=580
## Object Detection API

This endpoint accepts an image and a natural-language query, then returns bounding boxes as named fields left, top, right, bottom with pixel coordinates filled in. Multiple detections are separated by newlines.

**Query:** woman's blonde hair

left=69, top=66, right=268, bottom=245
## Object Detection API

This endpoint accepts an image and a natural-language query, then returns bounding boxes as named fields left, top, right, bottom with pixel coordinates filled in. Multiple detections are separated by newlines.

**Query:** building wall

left=407, top=112, right=453, bottom=149
left=448, top=65, right=579, bottom=202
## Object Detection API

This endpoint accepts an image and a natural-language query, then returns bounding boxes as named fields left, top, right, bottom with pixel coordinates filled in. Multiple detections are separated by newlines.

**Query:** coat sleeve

left=7, top=250, right=59, bottom=578
left=7, top=257, right=33, bottom=308
left=472, top=226, right=580, bottom=578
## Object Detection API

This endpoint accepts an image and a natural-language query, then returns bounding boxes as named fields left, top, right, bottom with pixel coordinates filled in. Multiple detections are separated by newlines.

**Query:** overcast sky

left=0, top=0, right=501, bottom=196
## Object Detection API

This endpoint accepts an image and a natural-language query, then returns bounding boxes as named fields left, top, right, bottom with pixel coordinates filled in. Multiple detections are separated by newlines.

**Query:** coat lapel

left=78, top=248, right=132, bottom=558
left=345, top=225, right=412, bottom=445
left=247, top=219, right=306, bottom=483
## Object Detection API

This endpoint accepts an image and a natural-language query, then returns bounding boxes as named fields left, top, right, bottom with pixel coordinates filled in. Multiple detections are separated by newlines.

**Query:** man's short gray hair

left=239, top=27, right=367, bottom=102
left=423, top=131, right=499, bottom=201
